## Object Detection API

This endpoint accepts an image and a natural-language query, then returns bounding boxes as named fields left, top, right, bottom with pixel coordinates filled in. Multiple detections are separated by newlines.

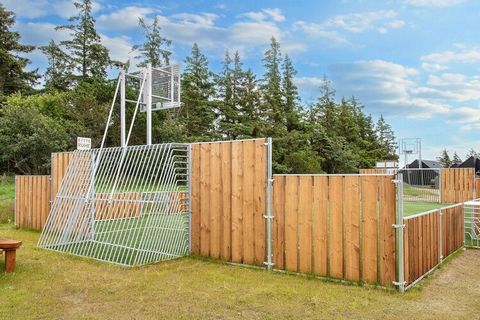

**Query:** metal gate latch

left=392, top=224, right=405, bottom=229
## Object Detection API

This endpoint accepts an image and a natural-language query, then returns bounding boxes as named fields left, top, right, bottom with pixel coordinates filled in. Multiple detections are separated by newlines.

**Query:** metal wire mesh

left=464, top=200, right=480, bottom=248
left=398, top=168, right=441, bottom=203
left=38, top=143, right=190, bottom=266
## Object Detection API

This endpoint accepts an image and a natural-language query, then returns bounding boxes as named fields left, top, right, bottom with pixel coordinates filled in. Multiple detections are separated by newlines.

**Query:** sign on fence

left=76, top=137, right=91, bottom=150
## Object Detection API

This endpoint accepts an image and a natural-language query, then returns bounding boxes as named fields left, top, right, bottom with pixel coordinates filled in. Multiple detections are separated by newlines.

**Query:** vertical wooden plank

left=190, top=144, right=201, bottom=254
left=361, top=176, right=378, bottom=284
left=284, top=176, right=299, bottom=272
left=231, top=141, right=243, bottom=263
left=298, top=176, right=313, bottom=274
left=344, top=176, right=360, bottom=282
left=379, top=176, right=396, bottom=286
left=242, top=141, right=255, bottom=265
left=209, top=143, right=221, bottom=259
left=403, top=220, right=410, bottom=285
left=221, top=142, right=232, bottom=261
left=273, top=175, right=285, bottom=270
left=313, top=176, right=328, bottom=276
left=329, top=176, right=343, bottom=279
left=253, top=139, right=266, bottom=266
left=199, top=143, right=211, bottom=257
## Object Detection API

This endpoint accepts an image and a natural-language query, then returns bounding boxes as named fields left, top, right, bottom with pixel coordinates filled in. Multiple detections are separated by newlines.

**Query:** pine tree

left=55, top=0, right=110, bottom=81
left=376, top=115, right=397, bottom=160
left=181, top=43, right=216, bottom=140
left=452, top=152, right=462, bottom=166
left=281, top=54, right=301, bottom=131
left=0, top=4, right=39, bottom=98
left=41, top=40, right=74, bottom=91
left=261, top=37, right=283, bottom=134
left=438, top=149, right=452, bottom=168
left=466, top=149, right=478, bottom=158
left=133, top=17, right=172, bottom=68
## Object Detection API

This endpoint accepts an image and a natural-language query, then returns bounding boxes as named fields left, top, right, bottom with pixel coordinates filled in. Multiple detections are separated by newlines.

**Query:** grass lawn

left=403, top=201, right=453, bottom=216
left=2, top=223, right=480, bottom=319
left=0, top=175, right=15, bottom=224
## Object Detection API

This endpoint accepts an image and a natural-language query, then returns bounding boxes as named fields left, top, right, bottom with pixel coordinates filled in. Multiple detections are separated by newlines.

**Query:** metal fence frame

left=38, top=143, right=191, bottom=267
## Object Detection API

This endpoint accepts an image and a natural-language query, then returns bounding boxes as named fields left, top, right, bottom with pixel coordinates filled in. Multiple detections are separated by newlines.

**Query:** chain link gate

left=38, top=143, right=191, bottom=266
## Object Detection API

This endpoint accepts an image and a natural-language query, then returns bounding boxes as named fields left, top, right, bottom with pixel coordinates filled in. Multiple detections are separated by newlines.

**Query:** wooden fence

left=403, top=203, right=464, bottom=287
left=15, top=175, right=51, bottom=229
left=476, top=178, right=480, bottom=198
left=441, top=168, right=475, bottom=203
left=51, top=151, right=75, bottom=199
left=272, top=174, right=396, bottom=286
left=190, top=139, right=267, bottom=266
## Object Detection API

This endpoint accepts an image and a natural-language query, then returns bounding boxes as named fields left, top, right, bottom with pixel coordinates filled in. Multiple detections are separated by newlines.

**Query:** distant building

left=400, top=159, right=441, bottom=187
left=457, top=155, right=480, bottom=174
left=405, top=159, right=442, bottom=169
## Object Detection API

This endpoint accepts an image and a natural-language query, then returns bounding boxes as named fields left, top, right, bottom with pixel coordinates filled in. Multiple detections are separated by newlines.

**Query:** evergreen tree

left=466, top=149, right=478, bottom=158
left=376, top=115, right=397, bottom=160
left=452, top=152, right=462, bottom=166
left=0, top=4, right=39, bottom=99
left=133, top=17, right=172, bottom=68
left=438, top=149, right=452, bottom=168
left=181, top=43, right=216, bottom=140
left=281, top=54, right=301, bottom=131
left=261, top=37, right=283, bottom=134
left=41, top=40, right=74, bottom=91
left=55, top=0, right=110, bottom=82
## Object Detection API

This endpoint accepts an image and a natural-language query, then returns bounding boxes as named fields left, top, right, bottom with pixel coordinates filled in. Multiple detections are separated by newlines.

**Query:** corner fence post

left=393, top=173, right=405, bottom=292
left=264, top=137, right=274, bottom=270
left=439, top=208, right=443, bottom=261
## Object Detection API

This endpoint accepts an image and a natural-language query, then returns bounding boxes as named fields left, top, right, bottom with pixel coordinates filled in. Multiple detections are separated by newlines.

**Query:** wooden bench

left=0, top=239, right=22, bottom=272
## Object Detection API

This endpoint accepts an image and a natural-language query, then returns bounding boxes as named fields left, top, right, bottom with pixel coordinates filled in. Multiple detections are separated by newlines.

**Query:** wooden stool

left=0, top=239, right=22, bottom=272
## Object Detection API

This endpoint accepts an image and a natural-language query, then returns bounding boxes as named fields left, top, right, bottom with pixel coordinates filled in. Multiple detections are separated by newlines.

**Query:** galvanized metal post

left=394, top=173, right=405, bottom=292
left=187, top=144, right=192, bottom=254
left=439, top=168, right=442, bottom=204
left=120, top=70, right=126, bottom=147
left=265, top=137, right=274, bottom=270
left=146, top=64, right=152, bottom=145
left=439, top=208, right=443, bottom=261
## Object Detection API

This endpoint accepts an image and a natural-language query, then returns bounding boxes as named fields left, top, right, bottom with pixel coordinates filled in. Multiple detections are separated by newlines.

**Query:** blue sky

left=3, top=0, right=480, bottom=161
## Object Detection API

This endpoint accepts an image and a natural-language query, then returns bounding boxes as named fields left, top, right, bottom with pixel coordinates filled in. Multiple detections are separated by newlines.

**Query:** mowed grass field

left=2, top=223, right=480, bottom=319
left=403, top=200, right=452, bottom=216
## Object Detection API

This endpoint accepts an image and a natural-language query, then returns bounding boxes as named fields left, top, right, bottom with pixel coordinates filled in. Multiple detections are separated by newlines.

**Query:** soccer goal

left=38, top=64, right=189, bottom=266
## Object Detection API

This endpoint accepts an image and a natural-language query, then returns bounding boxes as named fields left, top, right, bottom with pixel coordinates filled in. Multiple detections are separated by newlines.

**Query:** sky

left=2, top=0, right=480, bottom=162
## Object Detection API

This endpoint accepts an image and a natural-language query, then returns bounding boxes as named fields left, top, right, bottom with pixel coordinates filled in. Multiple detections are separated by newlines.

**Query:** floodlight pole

left=146, top=64, right=153, bottom=145
left=120, top=70, right=126, bottom=148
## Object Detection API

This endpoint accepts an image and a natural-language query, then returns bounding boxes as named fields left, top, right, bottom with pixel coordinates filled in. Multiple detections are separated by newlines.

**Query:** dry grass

left=1, top=223, right=480, bottom=319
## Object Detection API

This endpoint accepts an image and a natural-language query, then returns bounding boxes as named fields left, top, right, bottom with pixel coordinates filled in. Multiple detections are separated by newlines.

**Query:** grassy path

left=1, top=224, right=480, bottom=319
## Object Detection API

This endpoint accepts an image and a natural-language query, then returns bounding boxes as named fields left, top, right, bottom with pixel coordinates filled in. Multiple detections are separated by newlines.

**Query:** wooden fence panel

left=190, top=139, right=267, bottom=266
left=441, top=168, right=475, bottom=203
left=51, top=151, right=75, bottom=201
left=15, top=175, right=51, bottom=229
left=272, top=174, right=396, bottom=286
left=475, top=178, right=480, bottom=199
left=403, top=203, right=464, bottom=286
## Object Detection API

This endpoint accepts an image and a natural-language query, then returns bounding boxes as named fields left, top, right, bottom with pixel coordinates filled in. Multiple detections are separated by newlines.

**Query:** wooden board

left=361, top=176, right=378, bottom=284
left=15, top=175, right=51, bottom=230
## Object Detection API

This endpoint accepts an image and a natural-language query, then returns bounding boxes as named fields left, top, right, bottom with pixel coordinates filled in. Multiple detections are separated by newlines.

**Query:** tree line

left=0, top=1, right=397, bottom=175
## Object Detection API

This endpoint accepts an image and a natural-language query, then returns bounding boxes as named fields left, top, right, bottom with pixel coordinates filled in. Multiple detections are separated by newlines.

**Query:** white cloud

left=100, top=34, right=135, bottom=63
left=2, top=0, right=101, bottom=18
left=327, top=60, right=450, bottom=118
left=294, top=10, right=405, bottom=43
left=421, top=47, right=480, bottom=66
left=15, top=22, right=70, bottom=46
left=97, top=6, right=156, bottom=30
left=447, top=106, right=480, bottom=131
left=2, top=0, right=50, bottom=18
left=240, top=8, right=285, bottom=22
left=421, top=62, right=448, bottom=72
left=405, top=0, right=465, bottom=7
left=262, top=8, right=285, bottom=22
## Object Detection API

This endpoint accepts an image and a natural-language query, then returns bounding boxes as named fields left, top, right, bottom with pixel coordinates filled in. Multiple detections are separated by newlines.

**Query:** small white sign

left=77, top=137, right=92, bottom=150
